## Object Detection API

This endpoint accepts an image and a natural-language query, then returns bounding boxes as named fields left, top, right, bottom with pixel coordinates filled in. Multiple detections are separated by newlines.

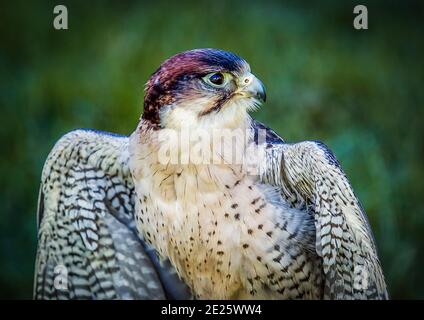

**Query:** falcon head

left=142, top=48, right=266, bottom=130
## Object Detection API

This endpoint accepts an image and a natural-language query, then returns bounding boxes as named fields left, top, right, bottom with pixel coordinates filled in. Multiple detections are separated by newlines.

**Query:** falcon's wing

left=253, top=120, right=388, bottom=299
left=34, top=129, right=191, bottom=300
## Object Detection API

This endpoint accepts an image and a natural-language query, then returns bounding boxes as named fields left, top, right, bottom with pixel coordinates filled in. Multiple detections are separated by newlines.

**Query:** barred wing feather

left=254, top=121, right=388, bottom=299
left=34, top=129, right=190, bottom=299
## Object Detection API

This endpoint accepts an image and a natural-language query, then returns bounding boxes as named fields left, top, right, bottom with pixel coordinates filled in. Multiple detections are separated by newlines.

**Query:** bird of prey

left=34, top=48, right=388, bottom=300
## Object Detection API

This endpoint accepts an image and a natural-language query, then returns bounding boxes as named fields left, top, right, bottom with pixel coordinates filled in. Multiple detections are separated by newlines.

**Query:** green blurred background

left=0, top=0, right=423, bottom=299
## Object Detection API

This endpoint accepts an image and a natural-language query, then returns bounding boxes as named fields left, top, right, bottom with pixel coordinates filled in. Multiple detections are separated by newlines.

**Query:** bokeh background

left=0, top=0, right=423, bottom=299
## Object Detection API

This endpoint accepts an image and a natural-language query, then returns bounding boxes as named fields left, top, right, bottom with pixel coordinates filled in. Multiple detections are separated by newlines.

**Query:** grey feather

left=253, top=120, right=388, bottom=299
left=34, top=129, right=191, bottom=300
left=35, top=122, right=388, bottom=300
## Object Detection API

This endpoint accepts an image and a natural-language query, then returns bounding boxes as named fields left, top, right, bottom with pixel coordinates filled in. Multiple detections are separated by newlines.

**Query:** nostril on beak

left=241, top=74, right=266, bottom=103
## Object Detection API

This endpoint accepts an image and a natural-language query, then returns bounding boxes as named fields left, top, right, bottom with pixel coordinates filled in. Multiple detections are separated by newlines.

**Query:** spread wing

left=34, top=129, right=191, bottom=300
left=253, top=120, right=388, bottom=299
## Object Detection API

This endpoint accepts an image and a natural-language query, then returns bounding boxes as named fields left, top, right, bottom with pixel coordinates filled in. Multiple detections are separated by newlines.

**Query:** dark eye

left=209, top=73, right=224, bottom=85
left=203, top=72, right=229, bottom=88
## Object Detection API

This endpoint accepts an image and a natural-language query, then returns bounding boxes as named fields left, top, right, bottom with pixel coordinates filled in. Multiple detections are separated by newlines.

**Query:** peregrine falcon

left=34, top=48, right=388, bottom=299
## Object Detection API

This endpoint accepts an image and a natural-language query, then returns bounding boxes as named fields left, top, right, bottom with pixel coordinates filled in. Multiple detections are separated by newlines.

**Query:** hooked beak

left=237, top=73, right=266, bottom=103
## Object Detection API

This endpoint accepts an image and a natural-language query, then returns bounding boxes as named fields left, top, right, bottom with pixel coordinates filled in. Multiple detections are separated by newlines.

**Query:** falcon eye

left=203, top=72, right=230, bottom=88
left=209, top=73, right=224, bottom=85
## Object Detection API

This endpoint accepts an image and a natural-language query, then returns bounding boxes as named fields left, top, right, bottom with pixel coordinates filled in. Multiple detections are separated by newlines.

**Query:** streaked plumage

left=34, top=130, right=191, bottom=299
left=34, top=49, right=388, bottom=299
